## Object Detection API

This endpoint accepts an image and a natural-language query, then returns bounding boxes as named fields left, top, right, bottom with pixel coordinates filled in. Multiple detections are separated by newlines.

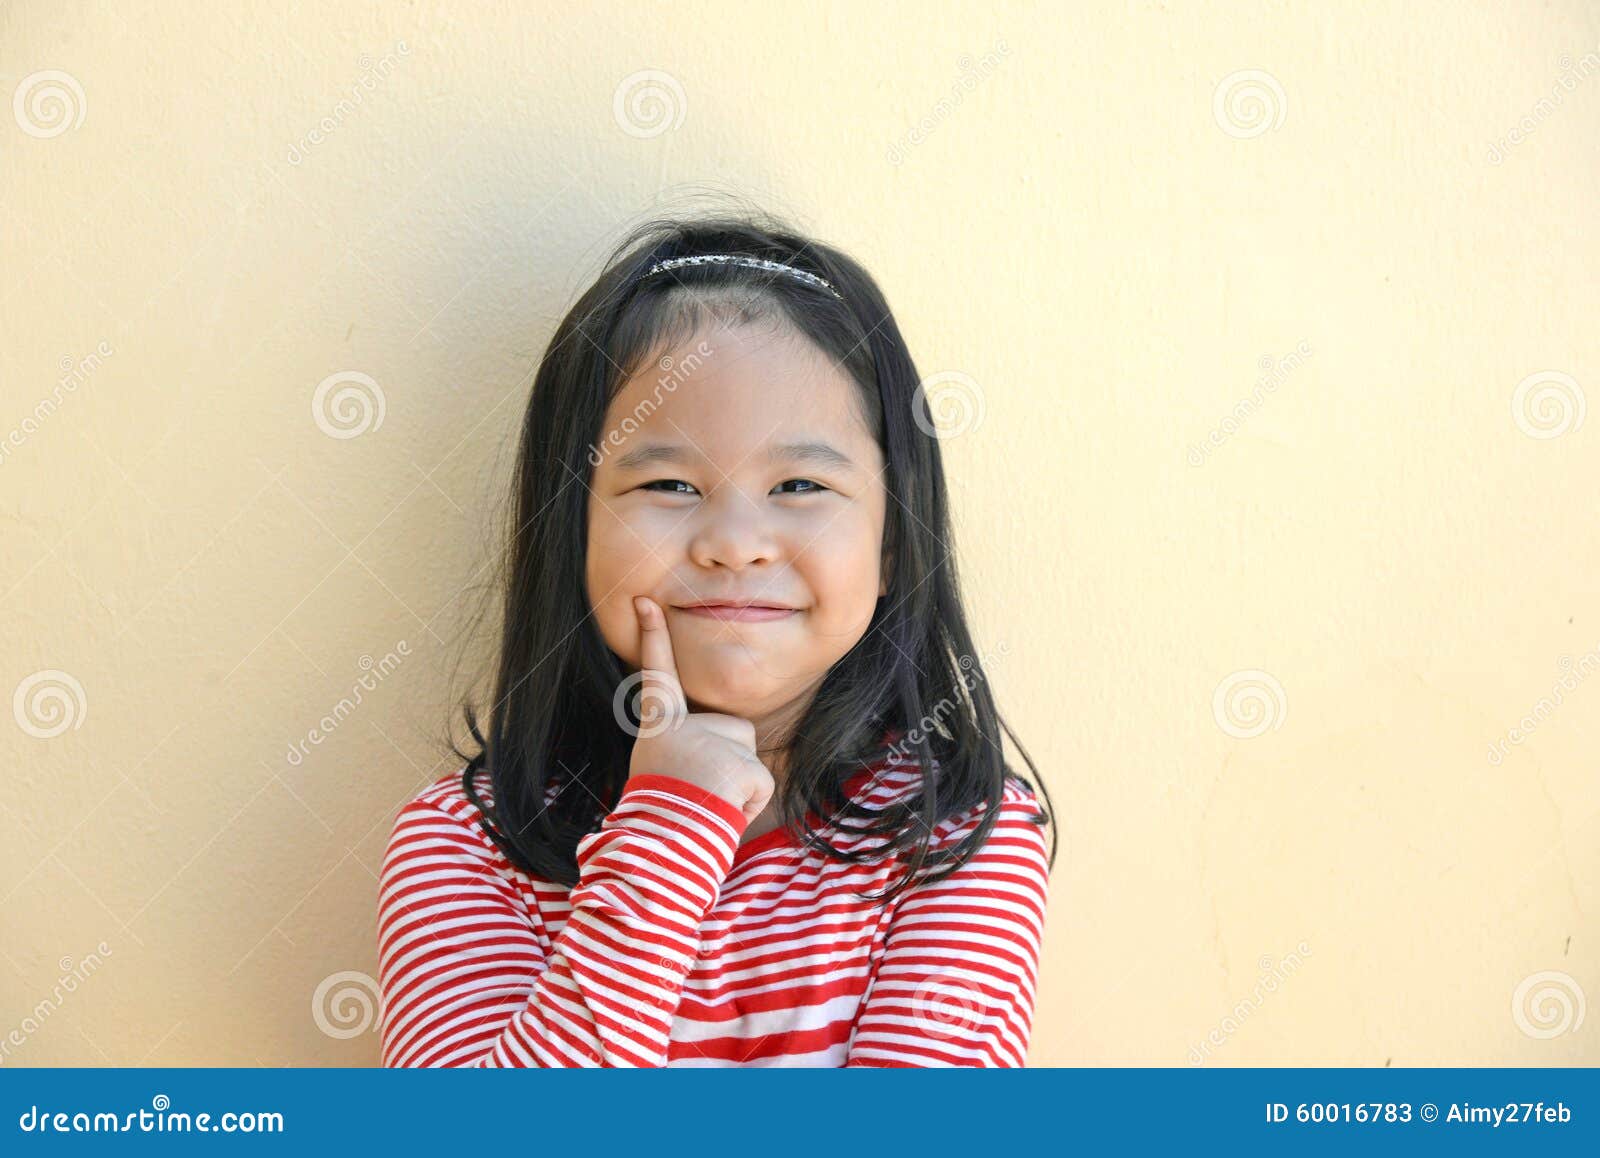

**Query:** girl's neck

left=753, top=719, right=794, bottom=789
left=749, top=683, right=821, bottom=789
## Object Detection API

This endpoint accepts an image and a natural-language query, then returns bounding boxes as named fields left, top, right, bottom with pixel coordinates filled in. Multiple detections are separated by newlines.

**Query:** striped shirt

left=376, top=749, right=1052, bottom=1067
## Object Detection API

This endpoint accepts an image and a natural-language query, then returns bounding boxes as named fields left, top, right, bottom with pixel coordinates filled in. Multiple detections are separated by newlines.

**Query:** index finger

left=632, top=595, right=686, bottom=727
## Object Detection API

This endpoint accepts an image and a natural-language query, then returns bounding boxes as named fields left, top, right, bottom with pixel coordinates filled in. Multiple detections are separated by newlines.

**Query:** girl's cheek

left=590, top=505, right=646, bottom=574
left=597, top=502, right=679, bottom=556
left=585, top=520, right=627, bottom=649
left=805, top=518, right=882, bottom=593
left=587, top=511, right=666, bottom=664
left=811, top=572, right=878, bottom=637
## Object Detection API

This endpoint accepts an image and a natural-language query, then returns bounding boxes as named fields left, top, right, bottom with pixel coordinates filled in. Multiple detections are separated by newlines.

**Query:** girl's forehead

left=605, top=326, right=877, bottom=453
left=637, top=323, right=837, bottom=393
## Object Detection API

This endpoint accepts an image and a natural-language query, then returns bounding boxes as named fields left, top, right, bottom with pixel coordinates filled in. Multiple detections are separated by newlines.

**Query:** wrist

left=623, top=773, right=749, bottom=834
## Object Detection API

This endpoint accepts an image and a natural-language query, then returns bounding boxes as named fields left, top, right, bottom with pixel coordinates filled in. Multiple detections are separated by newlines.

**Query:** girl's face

left=586, top=322, right=888, bottom=727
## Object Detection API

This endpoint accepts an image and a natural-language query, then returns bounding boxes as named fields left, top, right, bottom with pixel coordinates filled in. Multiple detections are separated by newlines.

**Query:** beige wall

left=3, top=1, right=1597, bottom=1066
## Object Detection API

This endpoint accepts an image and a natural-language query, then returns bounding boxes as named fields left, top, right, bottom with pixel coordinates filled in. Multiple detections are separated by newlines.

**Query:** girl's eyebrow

left=612, top=439, right=857, bottom=473
left=613, top=442, right=693, bottom=472
left=768, top=440, right=857, bottom=472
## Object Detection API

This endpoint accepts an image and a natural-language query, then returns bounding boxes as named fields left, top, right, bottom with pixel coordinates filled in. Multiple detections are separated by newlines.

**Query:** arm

left=845, top=781, right=1053, bottom=1067
left=376, top=772, right=747, bottom=1067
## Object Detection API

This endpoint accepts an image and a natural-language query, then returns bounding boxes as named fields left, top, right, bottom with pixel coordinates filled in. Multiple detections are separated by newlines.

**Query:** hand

left=625, top=595, right=775, bottom=825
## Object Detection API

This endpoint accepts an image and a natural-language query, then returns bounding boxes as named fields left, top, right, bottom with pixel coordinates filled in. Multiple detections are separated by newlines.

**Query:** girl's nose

left=686, top=498, right=780, bottom=571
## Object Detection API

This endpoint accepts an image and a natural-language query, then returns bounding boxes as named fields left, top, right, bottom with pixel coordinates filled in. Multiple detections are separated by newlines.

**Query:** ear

left=879, top=545, right=892, bottom=597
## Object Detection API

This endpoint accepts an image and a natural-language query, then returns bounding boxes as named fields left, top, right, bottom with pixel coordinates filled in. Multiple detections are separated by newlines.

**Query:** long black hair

left=448, top=205, right=1056, bottom=904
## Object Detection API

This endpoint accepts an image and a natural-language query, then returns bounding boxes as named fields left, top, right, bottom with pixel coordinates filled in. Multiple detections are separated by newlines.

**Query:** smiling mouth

left=674, top=602, right=799, bottom=623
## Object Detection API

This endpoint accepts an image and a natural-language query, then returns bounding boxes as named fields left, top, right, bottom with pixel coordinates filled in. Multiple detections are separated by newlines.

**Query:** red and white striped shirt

left=376, top=749, right=1052, bottom=1067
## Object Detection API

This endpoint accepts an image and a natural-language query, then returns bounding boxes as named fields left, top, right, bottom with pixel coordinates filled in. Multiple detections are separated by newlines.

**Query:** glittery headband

left=640, top=253, right=845, bottom=301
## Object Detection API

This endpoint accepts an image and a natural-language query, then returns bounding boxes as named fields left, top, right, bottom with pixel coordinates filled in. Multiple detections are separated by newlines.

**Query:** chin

left=679, top=663, right=787, bottom=718
left=681, top=680, right=769, bottom=719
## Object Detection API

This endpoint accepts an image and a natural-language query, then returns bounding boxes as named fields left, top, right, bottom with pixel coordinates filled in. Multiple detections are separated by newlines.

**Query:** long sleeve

left=377, top=772, right=747, bottom=1067
left=844, top=781, right=1053, bottom=1067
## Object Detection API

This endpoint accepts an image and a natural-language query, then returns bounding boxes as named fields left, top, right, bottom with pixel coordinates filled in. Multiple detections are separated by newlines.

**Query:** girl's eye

left=773, top=478, right=828, bottom=495
left=639, top=478, right=829, bottom=496
left=640, top=479, right=698, bottom=495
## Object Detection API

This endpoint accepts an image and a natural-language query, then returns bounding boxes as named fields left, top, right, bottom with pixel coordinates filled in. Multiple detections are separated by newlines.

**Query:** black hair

left=447, top=204, right=1057, bottom=905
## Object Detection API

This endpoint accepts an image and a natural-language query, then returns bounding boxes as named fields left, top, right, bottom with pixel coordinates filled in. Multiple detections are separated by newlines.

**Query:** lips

left=674, top=600, right=799, bottom=623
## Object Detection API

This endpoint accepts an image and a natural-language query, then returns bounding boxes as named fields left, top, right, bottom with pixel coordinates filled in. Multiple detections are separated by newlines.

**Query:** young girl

left=376, top=211, right=1058, bottom=1067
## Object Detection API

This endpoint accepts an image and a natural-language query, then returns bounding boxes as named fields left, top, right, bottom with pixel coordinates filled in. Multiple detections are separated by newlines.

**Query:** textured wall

left=2, top=1, right=1597, bottom=1065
